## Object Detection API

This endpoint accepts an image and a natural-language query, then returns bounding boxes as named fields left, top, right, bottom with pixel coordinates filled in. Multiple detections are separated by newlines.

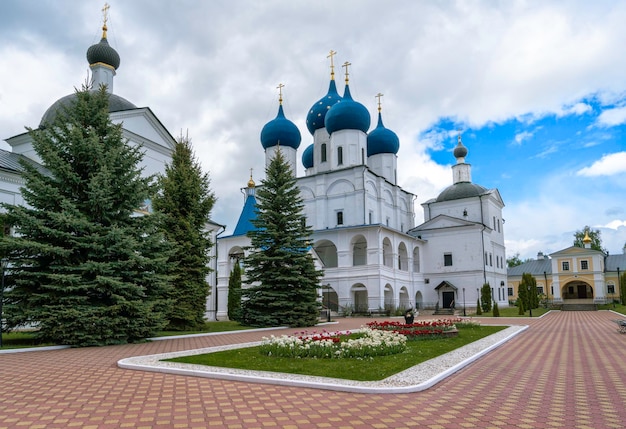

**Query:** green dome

left=436, top=182, right=487, bottom=202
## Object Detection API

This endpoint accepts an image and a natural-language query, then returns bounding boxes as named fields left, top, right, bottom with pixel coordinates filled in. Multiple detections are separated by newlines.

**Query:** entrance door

left=577, top=284, right=587, bottom=299
left=442, top=291, right=455, bottom=308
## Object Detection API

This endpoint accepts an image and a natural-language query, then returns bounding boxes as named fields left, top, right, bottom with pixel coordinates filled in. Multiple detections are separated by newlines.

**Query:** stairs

left=561, top=303, right=597, bottom=311
left=433, top=308, right=455, bottom=316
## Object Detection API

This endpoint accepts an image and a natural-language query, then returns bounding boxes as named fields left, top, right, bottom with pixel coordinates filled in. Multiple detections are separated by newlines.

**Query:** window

left=608, top=284, right=615, bottom=294
left=562, top=261, right=570, bottom=271
left=336, top=211, right=343, bottom=225
left=485, top=252, right=488, bottom=266
left=493, top=216, right=496, bottom=230
left=537, top=286, right=544, bottom=295
left=337, top=146, right=343, bottom=165
left=386, top=217, right=390, bottom=226
left=508, top=287, right=514, bottom=296
left=368, top=211, right=373, bottom=224
left=581, top=260, right=589, bottom=270
left=489, top=253, right=493, bottom=266
left=497, top=219, right=501, bottom=232
left=321, top=143, right=327, bottom=162
left=444, top=253, right=453, bottom=266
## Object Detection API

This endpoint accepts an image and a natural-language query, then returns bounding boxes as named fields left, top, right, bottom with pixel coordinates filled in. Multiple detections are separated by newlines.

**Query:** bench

left=616, top=320, right=626, bottom=334
left=368, top=308, right=388, bottom=318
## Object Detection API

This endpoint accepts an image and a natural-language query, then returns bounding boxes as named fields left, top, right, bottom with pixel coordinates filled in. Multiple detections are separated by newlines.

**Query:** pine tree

left=480, top=283, right=492, bottom=313
left=519, top=273, right=538, bottom=313
left=492, top=301, right=500, bottom=317
left=0, top=85, right=172, bottom=346
left=620, top=272, right=626, bottom=306
left=227, top=262, right=243, bottom=322
left=242, top=149, right=322, bottom=327
left=476, top=298, right=482, bottom=315
left=153, top=136, right=215, bottom=330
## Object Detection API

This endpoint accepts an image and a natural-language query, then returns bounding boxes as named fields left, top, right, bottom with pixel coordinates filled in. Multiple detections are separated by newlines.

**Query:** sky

left=1, top=0, right=625, bottom=260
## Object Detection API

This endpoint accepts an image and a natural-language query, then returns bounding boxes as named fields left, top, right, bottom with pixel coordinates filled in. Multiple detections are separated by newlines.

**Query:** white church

left=1, top=17, right=507, bottom=321
left=214, top=58, right=507, bottom=319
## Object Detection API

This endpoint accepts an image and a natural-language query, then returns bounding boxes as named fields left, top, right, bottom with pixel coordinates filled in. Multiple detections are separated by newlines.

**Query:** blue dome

left=306, top=79, right=342, bottom=135
left=302, top=143, right=314, bottom=169
left=367, top=112, right=399, bottom=156
left=260, top=105, right=301, bottom=149
left=325, top=85, right=371, bottom=134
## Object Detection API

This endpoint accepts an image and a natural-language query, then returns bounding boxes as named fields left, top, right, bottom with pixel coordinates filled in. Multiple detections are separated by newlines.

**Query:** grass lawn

left=470, top=306, right=551, bottom=317
left=597, top=302, right=626, bottom=315
left=0, top=320, right=251, bottom=349
left=164, top=325, right=506, bottom=381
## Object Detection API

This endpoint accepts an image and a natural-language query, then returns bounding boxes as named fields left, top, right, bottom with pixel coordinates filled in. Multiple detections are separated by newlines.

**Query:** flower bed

left=367, top=318, right=462, bottom=340
left=260, top=328, right=407, bottom=359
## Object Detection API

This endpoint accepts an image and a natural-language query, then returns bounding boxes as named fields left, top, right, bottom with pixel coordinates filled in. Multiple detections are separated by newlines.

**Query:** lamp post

left=0, top=258, right=7, bottom=348
left=543, top=271, right=548, bottom=303
left=618, top=267, right=621, bottom=306
left=527, top=282, right=532, bottom=317
left=325, top=285, right=331, bottom=323
left=462, top=287, right=466, bottom=316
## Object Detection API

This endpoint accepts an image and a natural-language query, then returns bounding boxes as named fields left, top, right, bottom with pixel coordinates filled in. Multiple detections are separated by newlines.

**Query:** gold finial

left=342, top=61, right=351, bottom=85
left=101, top=3, right=110, bottom=39
left=248, top=168, right=255, bottom=188
left=276, top=83, right=284, bottom=105
left=327, top=50, right=337, bottom=80
left=457, top=129, right=462, bottom=145
left=376, top=93, right=384, bottom=113
left=583, top=231, right=592, bottom=244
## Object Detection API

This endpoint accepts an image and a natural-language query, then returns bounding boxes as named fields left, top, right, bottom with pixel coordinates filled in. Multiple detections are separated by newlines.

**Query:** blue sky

left=1, top=0, right=625, bottom=259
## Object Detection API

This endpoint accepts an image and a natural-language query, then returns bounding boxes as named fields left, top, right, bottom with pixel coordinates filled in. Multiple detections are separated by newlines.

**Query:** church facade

left=215, top=60, right=507, bottom=319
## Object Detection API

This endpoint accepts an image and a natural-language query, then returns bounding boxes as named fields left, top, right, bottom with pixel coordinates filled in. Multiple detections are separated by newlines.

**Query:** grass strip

left=165, top=325, right=505, bottom=381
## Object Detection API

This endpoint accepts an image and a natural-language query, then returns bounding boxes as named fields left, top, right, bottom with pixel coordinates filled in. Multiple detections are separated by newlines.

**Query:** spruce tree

left=0, top=85, right=172, bottom=346
left=153, top=136, right=215, bottom=330
left=242, top=149, right=322, bottom=327
left=492, top=301, right=500, bottom=317
left=480, top=283, right=492, bottom=313
left=476, top=298, right=482, bottom=315
left=227, top=262, right=243, bottom=322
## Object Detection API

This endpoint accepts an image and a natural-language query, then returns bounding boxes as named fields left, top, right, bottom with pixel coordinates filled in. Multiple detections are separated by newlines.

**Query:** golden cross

left=376, top=93, right=384, bottom=112
left=102, top=3, right=110, bottom=25
left=249, top=167, right=253, bottom=180
left=342, top=61, right=351, bottom=84
left=327, top=50, right=337, bottom=79
left=276, top=83, right=284, bottom=105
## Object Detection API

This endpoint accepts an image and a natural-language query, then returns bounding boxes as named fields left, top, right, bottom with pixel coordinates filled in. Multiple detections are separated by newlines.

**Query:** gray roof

left=436, top=182, right=488, bottom=202
left=0, top=149, right=48, bottom=176
left=508, top=258, right=552, bottom=276
left=40, top=93, right=137, bottom=127
left=606, top=253, right=626, bottom=271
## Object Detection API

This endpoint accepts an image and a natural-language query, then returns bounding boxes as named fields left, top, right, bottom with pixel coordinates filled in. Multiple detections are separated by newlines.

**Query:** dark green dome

left=87, top=37, right=120, bottom=70
left=40, top=93, right=136, bottom=127
left=436, top=182, right=487, bottom=202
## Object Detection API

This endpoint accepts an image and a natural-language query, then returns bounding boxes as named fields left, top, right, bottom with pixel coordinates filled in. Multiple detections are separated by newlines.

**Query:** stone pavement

left=1, top=311, right=626, bottom=428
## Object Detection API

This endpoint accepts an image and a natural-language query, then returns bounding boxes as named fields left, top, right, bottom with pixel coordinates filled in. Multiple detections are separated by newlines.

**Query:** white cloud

left=513, top=131, right=534, bottom=145
left=596, top=106, right=626, bottom=127
left=577, top=152, right=626, bottom=176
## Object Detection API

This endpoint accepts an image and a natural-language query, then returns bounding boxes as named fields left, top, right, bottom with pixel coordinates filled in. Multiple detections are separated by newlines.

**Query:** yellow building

left=507, top=234, right=625, bottom=305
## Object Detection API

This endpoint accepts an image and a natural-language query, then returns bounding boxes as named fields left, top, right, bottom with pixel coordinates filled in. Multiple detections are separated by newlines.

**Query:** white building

left=216, top=63, right=507, bottom=319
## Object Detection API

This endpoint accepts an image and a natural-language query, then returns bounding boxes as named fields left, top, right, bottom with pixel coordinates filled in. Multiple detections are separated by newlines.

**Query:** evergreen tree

left=227, top=262, right=243, bottom=322
left=476, top=297, right=482, bottom=315
left=242, top=149, right=322, bottom=327
left=153, top=135, right=215, bottom=330
left=492, top=301, right=500, bottom=317
left=619, top=271, right=626, bottom=306
left=480, top=283, right=492, bottom=313
left=517, top=297, right=525, bottom=315
left=519, top=273, right=538, bottom=312
left=0, top=85, right=172, bottom=346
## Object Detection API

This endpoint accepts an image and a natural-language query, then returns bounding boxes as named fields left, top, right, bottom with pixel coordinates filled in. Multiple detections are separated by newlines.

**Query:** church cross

left=376, top=93, right=384, bottom=112
left=342, top=61, right=351, bottom=84
left=327, top=50, right=337, bottom=79
left=102, top=3, right=110, bottom=26
left=276, top=83, right=284, bottom=105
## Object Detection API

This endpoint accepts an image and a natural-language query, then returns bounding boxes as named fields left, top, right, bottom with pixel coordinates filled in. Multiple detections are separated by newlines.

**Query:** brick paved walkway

left=1, top=311, right=626, bottom=428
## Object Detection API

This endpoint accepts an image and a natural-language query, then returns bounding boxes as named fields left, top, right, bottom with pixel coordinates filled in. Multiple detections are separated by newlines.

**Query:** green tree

left=153, top=135, right=216, bottom=330
left=0, top=85, right=172, bottom=346
left=492, top=301, right=500, bottom=317
left=507, top=253, right=523, bottom=267
left=227, top=262, right=243, bottom=322
left=520, top=273, right=538, bottom=312
left=620, top=271, right=626, bottom=306
left=517, top=297, right=525, bottom=315
left=242, top=149, right=323, bottom=327
left=573, top=226, right=606, bottom=253
left=480, top=283, right=492, bottom=313
left=475, top=297, right=482, bottom=315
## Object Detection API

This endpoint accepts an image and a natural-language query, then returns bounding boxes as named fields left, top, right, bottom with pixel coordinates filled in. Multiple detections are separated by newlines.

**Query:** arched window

left=321, top=143, right=327, bottom=162
left=337, top=146, right=343, bottom=165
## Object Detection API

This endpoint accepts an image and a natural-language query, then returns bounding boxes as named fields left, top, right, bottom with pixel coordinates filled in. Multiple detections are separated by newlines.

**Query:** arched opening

left=351, top=283, right=369, bottom=314
left=352, top=235, right=367, bottom=266
left=413, top=247, right=420, bottom=272
left=414, top=291, right=423, bottom=310
left=399, top=286, right=410, bottom=310
left=562, top=281, right=594, bottom=300
left=314, top=240, right=338, bottom=268
left=228, top=246, right=245, bottom=273
left=321, top=143, right=327, bottom=162
left=398, top=242, right=408, bottom=271
left=384, top=284, right=394, bottom=310
left=383, top=237, right=393, bottom=268
left=321, top=285, right=339, bottom=314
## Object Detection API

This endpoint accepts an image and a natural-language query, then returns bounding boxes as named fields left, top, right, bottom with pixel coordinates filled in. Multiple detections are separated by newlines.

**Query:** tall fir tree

left=480, top=283, right=492, bottom=313
left=227, top=262, right=243, bottom=322
left=520, top=273, right=538, bottom=311
left=153, top=136, right=216, bottom=330
left=242, top=149, right=322, bottom=327
left=0, top=85, right=172, bottom=346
